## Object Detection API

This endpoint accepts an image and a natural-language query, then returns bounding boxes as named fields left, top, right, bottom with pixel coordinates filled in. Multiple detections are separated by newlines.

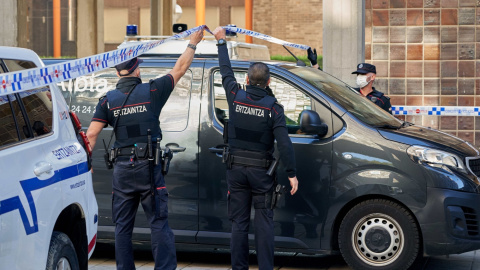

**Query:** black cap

left=352, top=63, right=376, bottom=74
left=115, top=57, right=143, bottom=75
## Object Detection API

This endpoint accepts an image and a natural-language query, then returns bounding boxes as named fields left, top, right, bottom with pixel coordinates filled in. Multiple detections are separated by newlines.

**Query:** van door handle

left=165, top=143, right=186, bottom=153
left=209, top=147, right=223, bottom=154
left=34, top=162, right=53, bottom=177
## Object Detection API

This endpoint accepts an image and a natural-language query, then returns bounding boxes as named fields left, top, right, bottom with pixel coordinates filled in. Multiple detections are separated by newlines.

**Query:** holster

left=270, top=183, right=286, bottom=210
left=162, top=147, right=173, bottom=175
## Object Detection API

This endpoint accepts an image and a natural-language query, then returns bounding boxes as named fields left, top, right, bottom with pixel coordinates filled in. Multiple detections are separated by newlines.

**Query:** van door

left=55, top=61, right=203, bottom=243
left=198, top=64, right=337, bottom=250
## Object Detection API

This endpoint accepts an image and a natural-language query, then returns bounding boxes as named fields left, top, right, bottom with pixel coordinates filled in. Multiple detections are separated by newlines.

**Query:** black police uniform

left=92, top=75, right=177, bottom=270
left=352, top=63, right=392, bottom=114
left=217, top=44, right=296, bottom=270
left=354, top=87, right=392, bottom=114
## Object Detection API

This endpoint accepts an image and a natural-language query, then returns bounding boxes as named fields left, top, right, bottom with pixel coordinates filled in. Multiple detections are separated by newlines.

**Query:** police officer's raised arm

left=213, top=27, right=238, bottom=103
left=272, top=103, right=299, bottom=195
left=169, top=29, right=204, bottom=86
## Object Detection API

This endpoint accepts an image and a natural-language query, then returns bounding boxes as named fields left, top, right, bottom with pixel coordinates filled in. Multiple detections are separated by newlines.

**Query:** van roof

left=118, top=36, right=271, bottom=61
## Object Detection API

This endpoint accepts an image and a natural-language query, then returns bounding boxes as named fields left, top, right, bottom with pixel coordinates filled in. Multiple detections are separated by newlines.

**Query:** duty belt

left=229, top=155, right=272, bottom=168
left=115, top=147, right=136, bottom=157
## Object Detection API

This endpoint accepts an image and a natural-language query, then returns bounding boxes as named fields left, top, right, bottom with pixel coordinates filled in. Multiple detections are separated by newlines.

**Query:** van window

left=269, top=76, right=312, bottom=134
left=212, top=70, right=312, bottom=134
left=60, top=67, right=192, bottom=132
left=212, top=70, right=246, bottom=124
left=142, top=68, right=193, bottom=132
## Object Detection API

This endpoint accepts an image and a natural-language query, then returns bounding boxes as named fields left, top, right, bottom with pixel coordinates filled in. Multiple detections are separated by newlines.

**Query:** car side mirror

left=300, top=110, right=328, bottom=137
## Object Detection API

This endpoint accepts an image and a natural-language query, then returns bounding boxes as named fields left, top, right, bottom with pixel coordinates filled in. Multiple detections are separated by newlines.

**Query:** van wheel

left=338, top=199, right=420, bottom=270
left=46, top=232, right=80, bottom=270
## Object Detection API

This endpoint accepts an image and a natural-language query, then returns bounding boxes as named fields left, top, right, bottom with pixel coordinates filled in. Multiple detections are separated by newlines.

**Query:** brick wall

left=366, top=0, right=480, bottom=146
left=253, top=0, right=323, bottom=56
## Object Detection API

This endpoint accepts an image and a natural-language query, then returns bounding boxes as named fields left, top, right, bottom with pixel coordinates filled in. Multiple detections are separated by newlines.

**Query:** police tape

left=0, top=25, right=310, bottom=96
left=0, top=25, right=211, bottom=96
left=392, top=106, right=480, bottom=116
left=222, top=26, right=310, bottom=50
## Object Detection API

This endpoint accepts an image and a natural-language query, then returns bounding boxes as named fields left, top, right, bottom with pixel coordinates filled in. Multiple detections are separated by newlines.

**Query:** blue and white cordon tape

left=1, top=26, right=474, bottom=117
left=0, top=25, right=309, bottom=95
left=392, top=106, right=480, bottom=116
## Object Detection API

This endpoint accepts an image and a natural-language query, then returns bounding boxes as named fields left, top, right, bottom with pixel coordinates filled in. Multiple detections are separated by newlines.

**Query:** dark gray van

left=44, top=57, right=480, bottom=270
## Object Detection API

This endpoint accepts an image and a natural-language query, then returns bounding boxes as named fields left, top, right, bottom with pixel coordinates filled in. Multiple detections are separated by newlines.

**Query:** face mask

left=356, top=75, right=371, bottom=89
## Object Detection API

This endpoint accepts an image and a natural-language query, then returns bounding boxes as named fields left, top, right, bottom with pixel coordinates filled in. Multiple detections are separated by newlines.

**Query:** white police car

left=0, top=46, right=98, bottom=270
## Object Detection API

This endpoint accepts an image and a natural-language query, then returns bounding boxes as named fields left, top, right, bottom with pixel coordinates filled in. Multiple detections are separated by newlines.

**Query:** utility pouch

left=103, top=139, right=114, bottom=170
left=104, top=152, right=113, bottom=170
left=222, top=146, right=230, bottom=164
left=162, top=147, right=173, bottom=175
left=134, top=143, right=148, bottom=159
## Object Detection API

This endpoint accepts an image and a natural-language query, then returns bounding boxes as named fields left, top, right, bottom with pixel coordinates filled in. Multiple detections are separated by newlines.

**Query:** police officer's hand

left=288, top=176, right=298, bottom=195
left=190, top=29, right=204, bottom=45
left=213, top=27, right=226, bottom=41
left=307, top=48, right=317, bottom=66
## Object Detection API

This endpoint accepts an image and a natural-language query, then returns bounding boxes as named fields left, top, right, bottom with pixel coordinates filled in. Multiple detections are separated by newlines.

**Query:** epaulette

left=99, top=93, right=107, bottom=101
left=274, top=101, right=284, bottom=108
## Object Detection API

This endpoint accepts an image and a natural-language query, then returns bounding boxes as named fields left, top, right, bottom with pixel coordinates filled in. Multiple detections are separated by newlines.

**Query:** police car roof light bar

left=126, top=25, right=138, bottom=36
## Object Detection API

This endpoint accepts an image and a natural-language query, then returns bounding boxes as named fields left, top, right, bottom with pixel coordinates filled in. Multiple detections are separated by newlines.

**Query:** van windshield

left=287, top=66, right=403, bottom=128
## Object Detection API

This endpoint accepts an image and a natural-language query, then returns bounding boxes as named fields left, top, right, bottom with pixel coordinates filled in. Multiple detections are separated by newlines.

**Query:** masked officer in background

left=213, top=27, right=299, bottom=270
left=86, top=29, right=204, bottom=270
left=306, top=48, right=391, bottom=114
left=351, top=63, right=392, bottom=114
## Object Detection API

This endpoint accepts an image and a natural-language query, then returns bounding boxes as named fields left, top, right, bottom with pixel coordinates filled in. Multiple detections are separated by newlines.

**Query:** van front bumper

left=418, top=187, right=480, bottom=256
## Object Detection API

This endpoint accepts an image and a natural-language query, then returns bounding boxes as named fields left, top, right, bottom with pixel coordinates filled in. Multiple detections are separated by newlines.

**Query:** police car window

left=269, top=76, right=312, bottom=134
left=141, top=68, right=192, bottom=132
left=3, top=59, right=37, bottom=72
left=0, top=95, right=23, bottom=147
left=18, top=87, right=54, bottom=138
left=213, top=71, right=247, bottom=124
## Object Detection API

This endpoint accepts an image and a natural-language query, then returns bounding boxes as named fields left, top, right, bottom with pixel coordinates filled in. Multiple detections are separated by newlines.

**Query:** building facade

left=365, top=0, right=480, bottom=146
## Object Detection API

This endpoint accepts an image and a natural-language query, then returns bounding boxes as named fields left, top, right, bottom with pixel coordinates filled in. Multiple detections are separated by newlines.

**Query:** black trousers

left=227, top=165, right=275, bottom=270
left=112, top=157, right=176, bottom=270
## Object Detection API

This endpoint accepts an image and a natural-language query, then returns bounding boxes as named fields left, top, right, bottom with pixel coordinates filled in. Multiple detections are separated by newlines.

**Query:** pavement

left=88, top=243, right=480, bottom=270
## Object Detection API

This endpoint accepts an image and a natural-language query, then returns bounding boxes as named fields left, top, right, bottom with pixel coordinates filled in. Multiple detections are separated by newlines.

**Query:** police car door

left=0, top=57, right=86, bottom=268
left=200, top=65, right=334, bottom=250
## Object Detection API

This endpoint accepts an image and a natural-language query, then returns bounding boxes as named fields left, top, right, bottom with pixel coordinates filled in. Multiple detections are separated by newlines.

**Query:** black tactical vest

left=228, top=90, right=276, bottom=152
left=106, top=83, right=161, bottom=148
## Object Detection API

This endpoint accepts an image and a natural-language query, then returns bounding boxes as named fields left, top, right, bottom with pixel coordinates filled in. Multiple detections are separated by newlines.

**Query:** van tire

left=46, top=231, right=80, bottom=270
left=338, top=199, right=420, bottom=270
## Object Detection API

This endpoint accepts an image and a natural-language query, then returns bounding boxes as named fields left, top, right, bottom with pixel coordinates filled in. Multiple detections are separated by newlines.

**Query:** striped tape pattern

left=0, top=25, right=309, bottom=95
left=392, top=106, right=480, bottom=116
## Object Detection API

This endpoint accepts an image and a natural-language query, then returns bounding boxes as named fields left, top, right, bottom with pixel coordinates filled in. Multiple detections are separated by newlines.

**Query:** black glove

left=307, top=48, right=317, bottom=66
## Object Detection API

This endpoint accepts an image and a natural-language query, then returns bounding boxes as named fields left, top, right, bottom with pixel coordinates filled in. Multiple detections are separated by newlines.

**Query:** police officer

left=86, top=29, right=204, bottom=270
left=351, top=63, right=391, bottom=113
left=306, top=49, right=391, bottom=114
left=213, top=27, right=299, bottom=270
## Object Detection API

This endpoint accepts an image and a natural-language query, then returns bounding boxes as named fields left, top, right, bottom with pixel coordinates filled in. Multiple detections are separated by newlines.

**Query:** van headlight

left=407, top=145, right=466, bottom=173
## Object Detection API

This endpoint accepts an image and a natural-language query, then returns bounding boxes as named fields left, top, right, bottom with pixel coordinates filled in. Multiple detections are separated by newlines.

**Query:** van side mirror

left=300, top=110, right=328, bottom=137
